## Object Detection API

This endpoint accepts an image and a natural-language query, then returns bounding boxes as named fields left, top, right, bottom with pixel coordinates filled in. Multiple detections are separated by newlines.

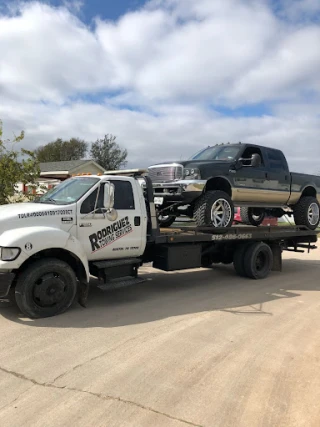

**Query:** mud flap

left=270, top=244, right=282, bottom=272
left=78, top=280, right=90, bottom=308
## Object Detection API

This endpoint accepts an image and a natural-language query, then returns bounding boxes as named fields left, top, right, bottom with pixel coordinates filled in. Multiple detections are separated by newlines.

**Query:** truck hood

left=0, top=202, right=75, bottom=235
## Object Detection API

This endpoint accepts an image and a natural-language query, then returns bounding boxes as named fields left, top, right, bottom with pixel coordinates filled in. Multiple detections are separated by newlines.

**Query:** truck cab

left=0, top=174, right=148, bottom=262
left=0, top=172, right=151, bottom=318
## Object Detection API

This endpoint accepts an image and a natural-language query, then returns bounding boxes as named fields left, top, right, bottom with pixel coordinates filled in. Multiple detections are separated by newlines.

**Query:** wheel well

left=205, top=177, right=232, bottom=196
left=13, top=249, right=87, bottom=286
left=301, top=186, right=316, bottom=198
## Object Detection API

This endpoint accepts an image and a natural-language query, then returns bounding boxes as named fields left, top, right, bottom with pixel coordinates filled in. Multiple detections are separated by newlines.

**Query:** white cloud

left=0, top=0, right=319, bottom=173
left=1, top=98, right=319, bottom=174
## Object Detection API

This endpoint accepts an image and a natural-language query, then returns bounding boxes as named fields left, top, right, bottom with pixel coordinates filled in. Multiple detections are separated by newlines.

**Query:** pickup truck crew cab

left=147, top=143, right=320, bottom=229
left=0, top=170, right=317, bottom=319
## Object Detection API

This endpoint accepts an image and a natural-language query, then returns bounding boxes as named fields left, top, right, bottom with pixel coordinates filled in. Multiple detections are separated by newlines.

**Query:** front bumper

left=0, top=271, right=15, bottom=298
left=151, top=180, right=206, bottom=203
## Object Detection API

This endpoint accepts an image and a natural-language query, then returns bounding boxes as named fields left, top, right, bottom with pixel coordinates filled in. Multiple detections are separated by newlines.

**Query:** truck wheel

left=293, top=196, right=320, bottom=230
left=158, top=214, right=176, bottom=228
left=194, top=190, right=234, bottom=228
left=240, top=207, right=265, bottom=226
left=243, top=242, right=273, bottom=279
left=233, top=243, right=252, bottom=277
left=15, top=258, right=77, bottom=319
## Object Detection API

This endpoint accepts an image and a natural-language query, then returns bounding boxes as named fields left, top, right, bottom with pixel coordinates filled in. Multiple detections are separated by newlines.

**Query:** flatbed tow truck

left=0, top=170, right=317, bottom=319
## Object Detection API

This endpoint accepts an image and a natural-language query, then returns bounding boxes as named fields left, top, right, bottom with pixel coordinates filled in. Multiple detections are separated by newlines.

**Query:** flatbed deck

left=155, top=225, right=318, bottom=246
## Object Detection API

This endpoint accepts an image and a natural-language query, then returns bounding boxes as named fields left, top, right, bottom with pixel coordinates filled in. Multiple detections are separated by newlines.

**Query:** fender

left=0, top=226, right=90, bottom=282
left=203, top=175, right=233, bottom=195
left=300, top=183, right=317, bottom=195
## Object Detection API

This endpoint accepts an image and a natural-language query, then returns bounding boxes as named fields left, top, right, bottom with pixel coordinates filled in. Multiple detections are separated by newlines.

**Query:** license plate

left=154, top=197, right=164, bottom=205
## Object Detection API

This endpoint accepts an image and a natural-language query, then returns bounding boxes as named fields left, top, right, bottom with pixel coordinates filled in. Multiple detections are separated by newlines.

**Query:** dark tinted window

left=241, top=147, right=264, bottom=166
left=80, top=188, right=99, bottom=214
left=80, top=180, right=135, bottom=213
left=267, top=149, right=287, bottom=170
left=111, top=180, right=135, bottom=210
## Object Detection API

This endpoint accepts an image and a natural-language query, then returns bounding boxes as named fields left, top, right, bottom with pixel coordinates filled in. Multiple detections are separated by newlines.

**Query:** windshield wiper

left=37, top=198, right=58, bottom=204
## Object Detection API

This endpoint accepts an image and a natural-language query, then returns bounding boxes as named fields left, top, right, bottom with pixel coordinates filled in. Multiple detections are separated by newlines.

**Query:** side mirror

left=251, top=153, right=261, bottom=168
left=238, top=153, right=262, bottom=168
left=103, top=182, right=117, bottom=221
left=103, top=182, right=115, bottom=210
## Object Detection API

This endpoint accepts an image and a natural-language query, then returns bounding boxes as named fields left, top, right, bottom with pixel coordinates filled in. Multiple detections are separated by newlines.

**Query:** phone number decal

left=211, top=233, right=253, bottom=241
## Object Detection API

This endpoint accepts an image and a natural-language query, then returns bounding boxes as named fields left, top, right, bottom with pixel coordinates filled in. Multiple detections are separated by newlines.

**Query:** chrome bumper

left=151, top=180, right=206, bottom=197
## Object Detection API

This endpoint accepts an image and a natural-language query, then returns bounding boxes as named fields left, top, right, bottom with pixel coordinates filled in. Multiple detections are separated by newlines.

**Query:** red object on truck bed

left=233, top=208, right=278, bottom=226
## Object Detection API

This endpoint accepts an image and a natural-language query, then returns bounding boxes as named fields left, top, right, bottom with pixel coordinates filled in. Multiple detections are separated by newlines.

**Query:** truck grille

left=148, top=164, right=183, bottom=183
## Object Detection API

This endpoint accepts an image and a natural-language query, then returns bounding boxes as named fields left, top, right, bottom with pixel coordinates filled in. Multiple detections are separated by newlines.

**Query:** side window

left=241, top=147, right=264, bottom=167
left=267, top=149, right=287, bottom=171
left=110, top=180, right=135, bottom=210
left=80, top=188, right=99, bottom=214
left=80, top=180, right=135, bottom=213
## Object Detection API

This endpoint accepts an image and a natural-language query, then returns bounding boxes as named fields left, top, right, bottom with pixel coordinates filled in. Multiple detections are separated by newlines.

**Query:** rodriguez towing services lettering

left=18, top=209, right=73, bottom=219
left=89, top=217, right=133, bottom=252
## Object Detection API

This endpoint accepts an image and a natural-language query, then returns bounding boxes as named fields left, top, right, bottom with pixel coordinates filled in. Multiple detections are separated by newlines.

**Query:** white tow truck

left=0, top=170, right=317, bottom=319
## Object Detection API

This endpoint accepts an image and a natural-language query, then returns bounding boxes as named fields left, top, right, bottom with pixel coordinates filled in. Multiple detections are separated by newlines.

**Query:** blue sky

left=0, top=0, right=146, bottom=21
left=0, top=0, right=319, bottom=171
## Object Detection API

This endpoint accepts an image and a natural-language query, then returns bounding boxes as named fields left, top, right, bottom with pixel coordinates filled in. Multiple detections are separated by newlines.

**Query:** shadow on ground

left=1, top=258, right=319, bottom=329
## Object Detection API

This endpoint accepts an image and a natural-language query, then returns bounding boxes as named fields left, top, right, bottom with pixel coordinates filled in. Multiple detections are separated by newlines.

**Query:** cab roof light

left=104, top=168, right=148, bottom=177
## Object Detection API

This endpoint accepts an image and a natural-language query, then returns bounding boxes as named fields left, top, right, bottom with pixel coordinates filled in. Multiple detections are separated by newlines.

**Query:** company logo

left=25, top=242, right=33, bottom=251
left=89, top=216, right=133, bottom=252
left=61, top=217, right=73, bottom=223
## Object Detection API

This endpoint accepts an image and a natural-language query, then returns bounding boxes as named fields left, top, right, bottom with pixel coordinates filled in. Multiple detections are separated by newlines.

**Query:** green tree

left=35, top=137, right=88, bottom=162
left=0, top=120, right=40, bottom=205
left=90, top=134, right=127, bottom=170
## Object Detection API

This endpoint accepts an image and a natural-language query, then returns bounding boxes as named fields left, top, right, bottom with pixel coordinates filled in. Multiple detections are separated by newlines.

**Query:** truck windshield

left=190, top=145, right=241, bottom=161
left=35, top=177, right=100, bottom=205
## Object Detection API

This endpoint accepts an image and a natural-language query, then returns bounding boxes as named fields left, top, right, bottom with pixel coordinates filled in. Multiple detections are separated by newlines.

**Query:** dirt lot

left=0, top=247, right=320, bottom=427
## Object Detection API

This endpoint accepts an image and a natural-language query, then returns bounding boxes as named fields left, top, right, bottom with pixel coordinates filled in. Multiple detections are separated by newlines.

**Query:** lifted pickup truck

left=147, top=143, right=320, bottom=230
left=0, top=170, right=317, bottom=319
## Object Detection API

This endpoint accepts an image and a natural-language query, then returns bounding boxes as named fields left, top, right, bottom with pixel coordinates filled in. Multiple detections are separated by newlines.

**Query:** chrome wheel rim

left=210, top=199, right=232, bottom=227
left=308, top=203, right=319, bottom=226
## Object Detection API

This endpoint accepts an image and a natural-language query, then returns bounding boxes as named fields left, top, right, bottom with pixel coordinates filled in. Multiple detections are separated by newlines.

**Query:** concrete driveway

left=0, top=248, right=320, bottom=427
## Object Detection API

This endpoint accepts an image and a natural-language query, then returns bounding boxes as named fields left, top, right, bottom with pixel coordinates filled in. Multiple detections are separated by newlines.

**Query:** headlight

left=184, top=168, right=201, bottom=179
left=0, top=247, right=21, bottom=261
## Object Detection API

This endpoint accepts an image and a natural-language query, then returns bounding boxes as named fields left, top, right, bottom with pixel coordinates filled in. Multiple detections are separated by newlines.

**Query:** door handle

left=134, top=216, right=141, bottom=226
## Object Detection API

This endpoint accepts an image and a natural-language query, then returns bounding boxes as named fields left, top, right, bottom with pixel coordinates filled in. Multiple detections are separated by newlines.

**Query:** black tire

left=243, top=242, right=273, bottom=279
left=293, top=196, right=320, bottom=230
left=233, top=243, right=252, bottom=277
left=158, top=215, right=176, bottom=228
left=240, top=207, right=265, bottom=226
left=194, top=190, right=234, bottom=228
left=15, top=258, right=77, bottom=319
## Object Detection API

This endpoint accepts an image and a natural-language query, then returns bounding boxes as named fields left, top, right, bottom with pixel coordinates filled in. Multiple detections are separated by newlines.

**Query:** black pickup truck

left=147, top=143, right=320, bottom=229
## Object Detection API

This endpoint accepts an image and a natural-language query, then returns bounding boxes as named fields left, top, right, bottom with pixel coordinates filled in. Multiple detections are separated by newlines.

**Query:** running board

left=97, top=276, right=146, bottom=291
left=91, top=258, right=142, bottom=283
left=93, top=258, right=141, bottom=269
